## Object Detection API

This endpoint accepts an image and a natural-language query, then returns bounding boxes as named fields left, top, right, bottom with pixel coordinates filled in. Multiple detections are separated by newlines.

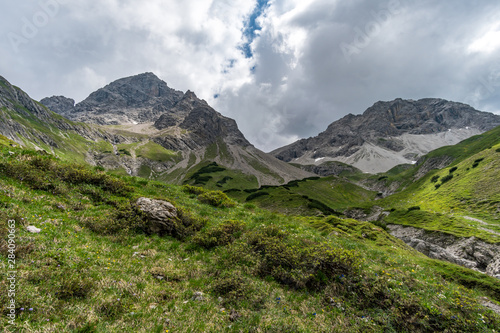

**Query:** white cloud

left=1, top=0, right=500, bottom=152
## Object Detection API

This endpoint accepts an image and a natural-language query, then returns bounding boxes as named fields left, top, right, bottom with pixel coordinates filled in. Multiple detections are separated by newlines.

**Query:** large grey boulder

left=136, top=197, right=178, bottom=235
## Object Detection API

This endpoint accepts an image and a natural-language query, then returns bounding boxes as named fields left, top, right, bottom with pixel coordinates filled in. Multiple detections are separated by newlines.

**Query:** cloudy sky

left=1, top=0, right=500, bottom=151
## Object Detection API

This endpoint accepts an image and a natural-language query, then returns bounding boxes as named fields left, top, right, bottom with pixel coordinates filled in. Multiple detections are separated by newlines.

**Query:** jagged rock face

left=388, top=224, right=500, bottom=278
left=42, top=72, right=185, bottom=125
left=41, top=73, right=251, bottom=148
left=295, top=161, right=361, bottom=177
left=272, top=98, right=500, bottom=173
left=40, top=96, right=75, bottom=115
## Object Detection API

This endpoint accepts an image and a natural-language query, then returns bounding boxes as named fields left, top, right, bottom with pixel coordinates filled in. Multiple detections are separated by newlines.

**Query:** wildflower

left=29, top=308, right=33, bottom=311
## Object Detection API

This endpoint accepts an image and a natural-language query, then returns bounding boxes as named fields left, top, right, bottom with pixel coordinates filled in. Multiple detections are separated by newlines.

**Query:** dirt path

left=463, top=216, right=500, bottom=236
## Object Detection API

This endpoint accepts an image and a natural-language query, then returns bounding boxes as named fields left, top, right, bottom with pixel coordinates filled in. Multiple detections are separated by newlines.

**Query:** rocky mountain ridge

left=272, top=98, right=500, bottom=173
left=3, top=73, right=311, bottom=186
left=42, top=72, right=185, bottom=125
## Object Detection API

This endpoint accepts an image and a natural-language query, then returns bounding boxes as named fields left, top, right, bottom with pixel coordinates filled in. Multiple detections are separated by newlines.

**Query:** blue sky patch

left=240, top=0, right=270, bottom=58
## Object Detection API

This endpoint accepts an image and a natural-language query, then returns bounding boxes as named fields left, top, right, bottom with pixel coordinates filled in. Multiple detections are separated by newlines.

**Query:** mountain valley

left=1, top=72, right=499, bottom=332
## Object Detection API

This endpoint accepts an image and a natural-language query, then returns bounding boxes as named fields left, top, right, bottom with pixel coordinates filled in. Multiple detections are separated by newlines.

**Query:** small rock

left=132, top=245, right=139, bottom=249
left=9, top=151, right=14, bottom=155
left=218, top=297, right=223, bottom=303
left=155, top=275, right=164, bottom=280
left=149, top=303, right=158, bottom=309
left=192, top=291, right=204, bottom=301
left=229, top=309, right=241, bottom=322
left=27, top=226, right=41, bottom=233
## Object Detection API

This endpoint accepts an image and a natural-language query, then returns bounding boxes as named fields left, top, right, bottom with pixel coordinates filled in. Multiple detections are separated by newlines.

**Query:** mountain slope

left=2, top=74, right=311, bottom=186
left=272, top=98, right=500, bottom=173
left=1, top=140, right=499, bottom=331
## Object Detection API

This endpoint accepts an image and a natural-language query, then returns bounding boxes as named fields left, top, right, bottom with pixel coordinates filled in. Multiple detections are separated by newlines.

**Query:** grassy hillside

left=370, top=126, right=500, bottom=192
left=1, top=138, right=499, bottom=332
left=380, top=141, right=500, bottom=243
left=225, top=176, right=378, bottom=217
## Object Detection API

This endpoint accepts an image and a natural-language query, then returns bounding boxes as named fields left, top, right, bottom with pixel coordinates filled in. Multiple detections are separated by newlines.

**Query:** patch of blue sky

left=240, top=0, right=270, bottom=58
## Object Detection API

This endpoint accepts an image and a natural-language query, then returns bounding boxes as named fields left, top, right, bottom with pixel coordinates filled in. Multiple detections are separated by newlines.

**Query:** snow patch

left=315, top=157, right=325, bottom=163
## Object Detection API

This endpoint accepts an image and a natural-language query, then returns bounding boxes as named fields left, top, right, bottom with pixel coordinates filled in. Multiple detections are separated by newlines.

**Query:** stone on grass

left=192, top=291, right=204, bottom=301
left=27, top=226, right=41, bottom=233
left=136, top=197, right=178, bottom=235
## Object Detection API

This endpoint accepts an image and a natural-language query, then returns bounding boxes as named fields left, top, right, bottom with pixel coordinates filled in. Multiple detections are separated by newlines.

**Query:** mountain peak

left=273, top=98, right=500, bottom=174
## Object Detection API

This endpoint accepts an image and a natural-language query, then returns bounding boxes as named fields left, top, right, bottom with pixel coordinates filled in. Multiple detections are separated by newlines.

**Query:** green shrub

left=449, top=166, right=458, bottom=173
left=96, top=299, right=126, bottom=319
left=305, top=197, right=339, bottom=216
left=496, top=148, right=500, bottom=152
left=245, top=191, right=270, bottom=201
left=118, top=149, right=131, bottom=156
left=435, top=184, right=441, bottom=189
left=407, top=206, right=421, bottom=212
left=0, top=153, right=132, bottom=196
left=223, top=188, right=241, bottom=193
left=212, top=271, right=249, bottom=304
left=198, top=190, right=236, bottom=208
left=183, top=184, right=206, bottom=195
left=56, top=274, right=94, bottom=300
left=93, top=165, right=105, bottom=172
left=440, top=174, right=453, bottom=184
left=244, top=225, right=361, bottom=290
left=192, top=220, right=246, bottom=249
left=80, top=201, right=147, bottom=235
left=216, top=176, right=233, bottom=187
left=171, top=208, right=207, bottom=239
left=430, top=175, right=440, bottom=183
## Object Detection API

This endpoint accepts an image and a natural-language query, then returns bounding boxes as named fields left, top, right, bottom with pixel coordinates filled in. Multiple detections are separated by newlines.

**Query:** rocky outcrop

left=294, top=161, right=361, bottom=177
left=135, top=197, right=178, bottom=235
left=413, top=155, right=455, bottom=180
left=42, top=72, right=185, bottom=125
left=388, top=224, right=500, bottom=278
left=272, top=98, right=500, bottom=173
left=344, top=206, right=388, bottom=221
left=40, top=96, right=75, bottom=115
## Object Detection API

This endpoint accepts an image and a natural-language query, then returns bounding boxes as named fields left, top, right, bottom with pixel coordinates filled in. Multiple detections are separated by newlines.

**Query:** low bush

left=245, top=191, right=270, bottom=201
left=183, top=184, right=205, bottom=195
left=244, top=225, right=362, bottom=290
left=198, top=190, right=236, bottom=208
left=56, top=273, right=94, bottom=300
left=80, top=201, right=147, bottom=235
left=430, top=175, right=440, bottom=183
left=192, top=220, right=246, bottom=249
left=407, top=206, right=421, bottom=212
left=440, top=174, right=453, bottom=184
left=449, top=166, right=458, bottom=173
